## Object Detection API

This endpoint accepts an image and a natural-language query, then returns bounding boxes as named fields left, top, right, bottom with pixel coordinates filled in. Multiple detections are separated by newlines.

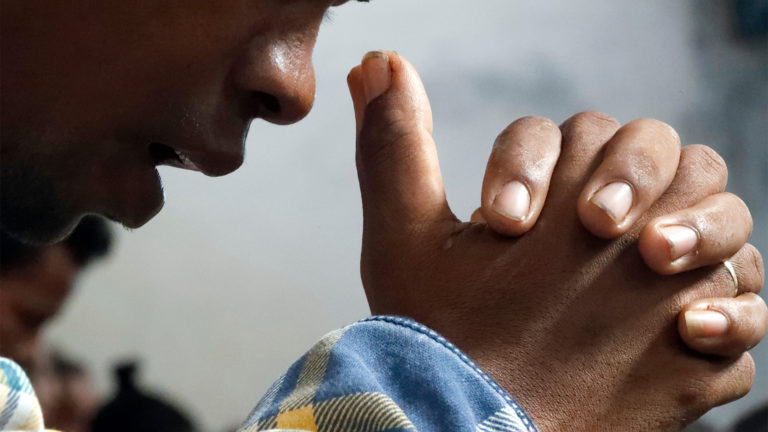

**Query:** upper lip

left=149, top=142, right=242, bottom=177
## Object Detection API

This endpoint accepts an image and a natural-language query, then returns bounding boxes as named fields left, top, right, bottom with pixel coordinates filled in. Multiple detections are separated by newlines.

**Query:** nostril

left=247, top=85, right=314, bottom=126
left=252, top=91, right=281, bottom=117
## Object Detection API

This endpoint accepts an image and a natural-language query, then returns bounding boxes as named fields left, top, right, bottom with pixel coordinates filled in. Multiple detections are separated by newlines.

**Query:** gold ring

left=723, top=260, right=739, bottom=293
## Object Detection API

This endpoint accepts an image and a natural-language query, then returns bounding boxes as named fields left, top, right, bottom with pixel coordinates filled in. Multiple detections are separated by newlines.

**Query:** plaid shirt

left=0, top=358, right=52, bottom=432
left=1, top=316, right=537, bottom=432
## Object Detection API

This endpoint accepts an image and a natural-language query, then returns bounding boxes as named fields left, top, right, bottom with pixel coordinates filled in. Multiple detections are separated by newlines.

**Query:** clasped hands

left=346, top=51, right=767, bottom=431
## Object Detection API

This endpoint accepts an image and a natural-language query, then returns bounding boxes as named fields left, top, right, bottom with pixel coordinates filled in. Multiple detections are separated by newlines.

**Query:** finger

left=543, top=111, right=621, bottom=220
left=348, top=51, right=454, bottom=237
left=647, top=144, right=729, bottom=216
left=679, top=294, right=768, bottom=357
left=578, top=119, right=681, bottom=238
left=638, top=193, right=753, bottom=275
left=730, top=244, right=765, bottom=295
left=689, top=352, right=755, bottom=410
left=479, top=117, right=562, bottom=236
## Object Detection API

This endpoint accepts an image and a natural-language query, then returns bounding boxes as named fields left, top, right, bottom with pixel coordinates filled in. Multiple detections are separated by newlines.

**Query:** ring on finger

left=723, top=260, right=739, bottom=294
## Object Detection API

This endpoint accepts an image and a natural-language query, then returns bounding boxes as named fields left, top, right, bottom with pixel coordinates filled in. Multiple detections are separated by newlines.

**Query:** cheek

left=78, top=4, right=270, bottom=134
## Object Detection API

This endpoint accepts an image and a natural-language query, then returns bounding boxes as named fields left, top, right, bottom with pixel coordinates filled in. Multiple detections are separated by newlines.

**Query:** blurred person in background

left=0, top=216, right=111, bottom=429
left=30, top=350, right=101, bottom=432
left=0, top=216, right=112, bottom=369
left=1, top=1, right=766, bottom=431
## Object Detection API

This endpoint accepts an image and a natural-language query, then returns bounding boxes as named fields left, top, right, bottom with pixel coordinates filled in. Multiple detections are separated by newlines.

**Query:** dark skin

left=348, top=52, right=766, bottom=430
left=1, top=0, right=330, bottom=241
left=1, top=2, right=765, bottom=429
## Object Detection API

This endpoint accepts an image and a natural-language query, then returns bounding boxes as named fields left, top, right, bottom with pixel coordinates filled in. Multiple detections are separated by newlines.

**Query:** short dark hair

left=1, top=216, right=113, bottom=272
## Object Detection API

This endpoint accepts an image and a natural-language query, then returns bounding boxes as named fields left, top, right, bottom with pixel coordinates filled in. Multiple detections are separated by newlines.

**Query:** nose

left=233, top=37, right=316, bottom=126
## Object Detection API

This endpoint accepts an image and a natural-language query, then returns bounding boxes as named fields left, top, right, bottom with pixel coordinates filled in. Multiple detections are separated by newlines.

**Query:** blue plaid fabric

left=239, top=316, right=538, bottom=432
left=0, top=358, right=49, bottom=432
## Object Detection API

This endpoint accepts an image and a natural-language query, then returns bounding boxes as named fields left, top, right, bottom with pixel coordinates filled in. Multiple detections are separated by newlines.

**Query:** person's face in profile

left=1, top=0, right=351, bottom=243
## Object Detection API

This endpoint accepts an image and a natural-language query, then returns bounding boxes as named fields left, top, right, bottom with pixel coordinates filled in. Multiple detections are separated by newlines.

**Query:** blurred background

left=35, top=0, right=766, bottom=430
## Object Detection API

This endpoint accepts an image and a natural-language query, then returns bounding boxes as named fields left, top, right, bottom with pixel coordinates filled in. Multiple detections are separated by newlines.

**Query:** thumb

left=347, top=51, right=455, bottom=237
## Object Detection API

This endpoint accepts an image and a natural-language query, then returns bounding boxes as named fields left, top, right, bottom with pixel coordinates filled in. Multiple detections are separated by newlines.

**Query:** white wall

left=47, top=1, right=767, bottom=430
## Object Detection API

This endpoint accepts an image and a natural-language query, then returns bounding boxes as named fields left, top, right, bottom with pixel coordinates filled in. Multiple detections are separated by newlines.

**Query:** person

left=0, top=1, right=765, bottom=431
left=31, top=350, right=101, bottom=432
left=0, top=216, right=113, bottom=369
left=0, top=216, right=111, bottom=430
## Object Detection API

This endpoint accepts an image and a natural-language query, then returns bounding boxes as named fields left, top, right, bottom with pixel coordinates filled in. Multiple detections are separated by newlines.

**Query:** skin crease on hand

left=348, top=52, right=766, bottom=432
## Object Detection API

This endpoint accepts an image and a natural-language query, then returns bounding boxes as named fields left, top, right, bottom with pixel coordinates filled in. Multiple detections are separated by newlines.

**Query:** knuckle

left=752, top=249, right=765, bottom=292
left=560, top=110, right=620, bottom=136
left=676, top=377, right=716, bottom=416
left=734, top=354, right=756, bottom=398
left=685, top=144, right=728, bottom=190
left=755, top=295, right=768, bottom=338
left=696, top=356, right=756, bottom=407
left=356, top=121, right=426, bottom=190
left=358, top=108, right=421, bottom=158
left=752, top=294, right=768, bottom=326
left=626, top=118, right=681, bottom=148
left=721, top=191, right=748, bottom=210
left=514, top=115, right=559, bottom=131
left=719, top=192, right=754, bottom=236
left=680, top=355, right=755, bottom=410
left=740, top=243, right=765, bottom=292
left=495, top=116, right=559, bottom=148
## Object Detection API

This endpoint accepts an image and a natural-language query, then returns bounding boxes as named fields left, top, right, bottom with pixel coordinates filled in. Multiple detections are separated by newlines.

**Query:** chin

left=0, top=208, right=81, bottom=246
left=0, top=162, right=82, bottom=244
left=103, top=166, right=166, bottom=229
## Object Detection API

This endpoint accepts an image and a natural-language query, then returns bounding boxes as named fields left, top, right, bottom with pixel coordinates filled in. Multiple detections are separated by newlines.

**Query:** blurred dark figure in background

left=735, top=0, right=768, bottom=38
left=733, top=403, right=768, bottom=432
left=0, top=215, right=112, bottom=369
left=91, top=361, right=197, bottom=432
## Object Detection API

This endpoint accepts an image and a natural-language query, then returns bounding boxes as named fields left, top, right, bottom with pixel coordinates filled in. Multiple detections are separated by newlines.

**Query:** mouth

left=148, top=142, right=201, bottom=172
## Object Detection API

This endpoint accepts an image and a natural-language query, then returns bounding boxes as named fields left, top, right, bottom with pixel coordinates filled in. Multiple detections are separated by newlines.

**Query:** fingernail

left=361, top=51, right=392, bottom=104
left=493, top=181, right=530, bottom=221
left=685, top=310, right=729, bottom=338
left=658, top=225, right=698, bottom=261
left=590, top=182, right=633, bottom=223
